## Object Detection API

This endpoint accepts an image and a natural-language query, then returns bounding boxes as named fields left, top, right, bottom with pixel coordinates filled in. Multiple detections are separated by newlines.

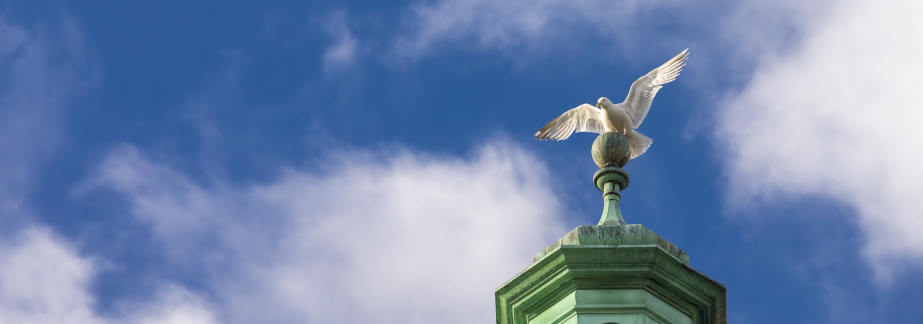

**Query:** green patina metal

left=495, top=243, right=726, bottom=324
left=594, top=167, right=628, bottom=226
left=591, top=132, right=631, bottom=169
left=532, top=224, right=689, bottom=265
left=497, top=132, right=726, bottom=324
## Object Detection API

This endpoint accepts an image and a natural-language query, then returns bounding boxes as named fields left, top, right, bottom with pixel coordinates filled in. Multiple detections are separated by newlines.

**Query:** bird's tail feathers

left=627, top=130, right=653, bottom=159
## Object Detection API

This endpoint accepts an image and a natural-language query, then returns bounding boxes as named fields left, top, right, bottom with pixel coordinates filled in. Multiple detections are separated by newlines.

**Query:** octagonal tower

left=496, top=133, right=726, bottom=324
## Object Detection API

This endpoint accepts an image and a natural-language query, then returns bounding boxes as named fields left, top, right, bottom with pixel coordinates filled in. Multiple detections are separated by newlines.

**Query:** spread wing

left=534, top=103, right=607, bottom=140
left=622, top=49, right=688, bottom=128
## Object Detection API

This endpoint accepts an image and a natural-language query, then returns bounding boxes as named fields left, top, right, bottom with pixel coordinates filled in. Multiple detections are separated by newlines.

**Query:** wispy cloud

left=0, top=14, right=97, bottom=217
left=322, top=11, right=358, bottom=72
left=87, top=141, right=566, bottom=323
left=391, top=0, right=680, bottom=59
left=715, top=0, right=923, bottom=283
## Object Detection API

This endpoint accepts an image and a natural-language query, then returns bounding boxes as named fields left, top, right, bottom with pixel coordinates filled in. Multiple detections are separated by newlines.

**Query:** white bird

left=534, top=49, right=689, bottom=159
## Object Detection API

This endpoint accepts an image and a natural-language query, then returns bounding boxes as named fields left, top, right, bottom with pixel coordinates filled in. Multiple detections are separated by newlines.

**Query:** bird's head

left=596, top=97, right=611, bottom=108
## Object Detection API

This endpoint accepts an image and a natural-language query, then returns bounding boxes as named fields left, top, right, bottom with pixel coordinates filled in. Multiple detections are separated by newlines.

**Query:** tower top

left=496, top=131, right=726, bottom=324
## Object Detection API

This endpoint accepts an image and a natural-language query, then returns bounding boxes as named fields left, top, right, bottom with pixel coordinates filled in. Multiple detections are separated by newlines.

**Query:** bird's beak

left=596, top=103, right=601, bottom=107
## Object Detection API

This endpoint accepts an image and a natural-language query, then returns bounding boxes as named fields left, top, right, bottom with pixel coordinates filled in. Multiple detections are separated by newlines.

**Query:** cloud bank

left=716, top=0, right=923, bottom=282
left=88, top=142, right=566, bottom=323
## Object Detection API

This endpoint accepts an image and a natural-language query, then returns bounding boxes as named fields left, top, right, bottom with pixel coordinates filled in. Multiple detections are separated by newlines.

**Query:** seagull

left=534, top=49, right=689, bottom=159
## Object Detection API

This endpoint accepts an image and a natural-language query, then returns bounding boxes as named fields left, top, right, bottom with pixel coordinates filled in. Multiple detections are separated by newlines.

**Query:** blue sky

left=1, top=0, right=922, bottom=323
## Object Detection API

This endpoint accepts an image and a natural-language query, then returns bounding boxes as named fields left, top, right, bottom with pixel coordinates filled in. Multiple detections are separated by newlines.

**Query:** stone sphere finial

left=591, top=132, right=630, bottom=226
left=591, top=132, right=631, bottom=168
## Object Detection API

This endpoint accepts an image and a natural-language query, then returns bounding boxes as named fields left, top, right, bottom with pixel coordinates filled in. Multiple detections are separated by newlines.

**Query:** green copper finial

left=591, top=132, right=631, bottom=225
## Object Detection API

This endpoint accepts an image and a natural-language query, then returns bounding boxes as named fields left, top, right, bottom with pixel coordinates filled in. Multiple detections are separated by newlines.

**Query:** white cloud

left=89, top=141, right=566, bottom=323
left=392, top=0, right=677, bottom=58
left=0, top=227, right=100, bottom=324
left=716, top=0, right=923, bottom=282
left=322, top=11, right=357, bottom=71
left=0, top=227, right=218, bottom=324
left=120, top=286, right=219, bottom=324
